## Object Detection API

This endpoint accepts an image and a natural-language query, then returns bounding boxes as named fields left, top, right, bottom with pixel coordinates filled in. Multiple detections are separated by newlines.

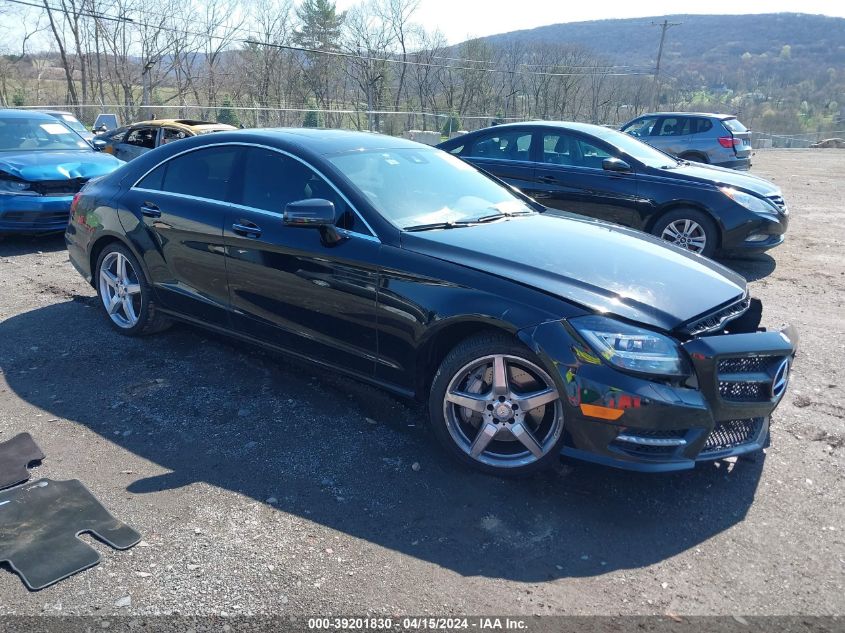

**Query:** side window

left=238, top=148, right=357, bottom=231
left=161, top=128, right=188, bottom=145
left=125, top=127, right=157, bottom=149
left=106, top=127, right=128, bottom=144
left=136, top=146, right=241, bottom=202
left=466, top=130, right=533, bottom=161
left=691, top=118, right=713, bottom=135
left=623, top=117, right=658, bottom=138
left=540, top=133, right=575, bottom=166
left=539, top=133, right=611, bottom=169
left=448, top=144, right=464, bottom=155
left=654, top=117, right=691, bottom=137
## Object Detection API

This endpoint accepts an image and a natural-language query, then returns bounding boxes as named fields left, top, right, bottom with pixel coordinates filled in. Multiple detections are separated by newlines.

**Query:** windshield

left=55, top=113, right=89, bottom=135
left=328, top=148, right=534, bottom=229
left=585, top=125, right=681, bottom=169
left=0, top=116, right=90, bottom=151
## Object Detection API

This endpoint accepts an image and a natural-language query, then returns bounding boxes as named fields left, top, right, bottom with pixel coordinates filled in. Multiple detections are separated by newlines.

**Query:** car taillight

left=70, top=192, right=82, bottom=214
left=718, top=136, right=739, bottom=148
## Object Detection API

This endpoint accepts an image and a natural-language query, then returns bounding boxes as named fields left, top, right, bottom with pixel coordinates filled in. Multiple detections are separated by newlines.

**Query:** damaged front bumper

left=520, top=319, right=798, bottom=472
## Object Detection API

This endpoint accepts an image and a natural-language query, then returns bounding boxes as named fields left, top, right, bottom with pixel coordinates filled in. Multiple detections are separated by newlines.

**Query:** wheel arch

left=89, top=232, right=151, bottom=288
left=645, top=202, right=723, bottom=249
left=678, top=151, right=709, bottom=164
left=414, top=317, right=521, bottom=400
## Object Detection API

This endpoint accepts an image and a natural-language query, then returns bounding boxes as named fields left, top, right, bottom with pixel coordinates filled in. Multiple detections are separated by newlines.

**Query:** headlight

left=570, top=315, right=688, bottom=377
left=0, top=177, right=37, bottom=196
left=719, top=187, right=778, bottom=215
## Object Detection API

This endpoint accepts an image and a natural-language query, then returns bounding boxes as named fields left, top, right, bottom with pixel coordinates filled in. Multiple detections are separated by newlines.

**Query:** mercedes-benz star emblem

left=771, top=358, right=790, bottom=399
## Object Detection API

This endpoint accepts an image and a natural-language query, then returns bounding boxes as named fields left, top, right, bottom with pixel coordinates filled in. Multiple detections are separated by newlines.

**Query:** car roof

left=0, top=109, right=56, bottom=121
left=130, top=119, right=237, bottom=131
left=207, top=128, right=426, bottom=155
left=462, top=121, right=618, bottom=136
left=631, top=112, right=737, bottom=120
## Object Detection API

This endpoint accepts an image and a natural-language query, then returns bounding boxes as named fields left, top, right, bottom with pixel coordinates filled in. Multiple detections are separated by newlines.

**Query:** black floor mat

left=0, top=479, right=141, bottom=590
left=0, top=433, right=44, bottom=490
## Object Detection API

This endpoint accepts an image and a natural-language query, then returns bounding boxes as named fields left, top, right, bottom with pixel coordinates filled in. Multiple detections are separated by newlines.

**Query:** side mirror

left=602, top=157, right=632, bottom=173
left=283, top=198, right=344, bottom=245
left=91, top=138, right=107, bottom=151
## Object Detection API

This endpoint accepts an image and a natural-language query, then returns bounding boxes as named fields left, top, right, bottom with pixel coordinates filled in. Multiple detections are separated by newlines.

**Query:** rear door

left=122, top=144, right=242, bottom=326
left=223, top=146, right=381, bottom=377
left=529, top=130, right=645, bottom=229
left=722, top=118, right=752, bottom=160
left=113, top=126, right=158, bottom=161
left=457, top=127, right=535, bottom=189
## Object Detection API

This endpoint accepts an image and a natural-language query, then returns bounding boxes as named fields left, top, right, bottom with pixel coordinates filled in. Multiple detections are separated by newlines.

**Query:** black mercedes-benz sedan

left=65, top=129, right=797, bottom=475
left=437, top=122, right=788, bottom=258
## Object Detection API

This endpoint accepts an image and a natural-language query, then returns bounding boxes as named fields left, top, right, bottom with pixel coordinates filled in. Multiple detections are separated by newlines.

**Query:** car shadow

left=717, top=253, right=777, bottom=282
left=0, top=300, right=765, bottom=582
left=0, top=233, right=67, bottom=257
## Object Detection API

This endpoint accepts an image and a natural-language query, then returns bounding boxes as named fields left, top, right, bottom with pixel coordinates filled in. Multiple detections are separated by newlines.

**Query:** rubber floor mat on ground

left=0, top=432, right=44, bottom=490
left=0, top=479, right=141, bottom=590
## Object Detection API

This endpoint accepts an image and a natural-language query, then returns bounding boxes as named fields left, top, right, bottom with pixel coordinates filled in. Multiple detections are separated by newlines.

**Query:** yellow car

left=92, top=119, right=237, bottom=161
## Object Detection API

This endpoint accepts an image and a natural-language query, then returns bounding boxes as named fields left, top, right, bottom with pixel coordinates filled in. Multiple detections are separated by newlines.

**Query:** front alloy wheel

left=660, top=219, right=707, bottom=254
left=430, top=335, right=565, bottom=475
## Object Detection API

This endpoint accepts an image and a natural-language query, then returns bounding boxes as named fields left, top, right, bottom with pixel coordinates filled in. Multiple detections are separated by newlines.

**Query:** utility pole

left=651, top=19, right=681, bottom=111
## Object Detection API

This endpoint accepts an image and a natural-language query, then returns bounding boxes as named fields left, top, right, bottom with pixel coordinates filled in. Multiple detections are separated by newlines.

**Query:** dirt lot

left=0, top=149, right=843, bottom=617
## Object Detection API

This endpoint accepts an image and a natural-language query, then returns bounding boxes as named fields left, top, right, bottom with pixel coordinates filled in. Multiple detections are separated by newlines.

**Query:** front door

left=223, top=146, right=381, bottom=378
left=528, top=131, right=645, bottom=229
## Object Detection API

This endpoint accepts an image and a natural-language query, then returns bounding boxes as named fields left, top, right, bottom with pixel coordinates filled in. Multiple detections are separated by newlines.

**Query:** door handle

left=538, top=175, right=559, bottom=184
left=140, top=202, right=161, bottom=218
left=232, top=221, right=262, bottom=238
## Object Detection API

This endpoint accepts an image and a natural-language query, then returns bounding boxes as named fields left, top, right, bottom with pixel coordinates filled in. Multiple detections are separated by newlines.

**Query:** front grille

left=701, top=418, right=763, bottom=453
left=0, top=210, right=69, bottom=225
left=766, top=194, right=787, bottom=213
left=685, top=297, right=751, bottom=336
left=719, top=381, right=764, bottom=401
left=718, top=356, right=767, bottom=374
left=716, top=354, right=787, bottom=403
left=28, top=178, right=87, bottom=197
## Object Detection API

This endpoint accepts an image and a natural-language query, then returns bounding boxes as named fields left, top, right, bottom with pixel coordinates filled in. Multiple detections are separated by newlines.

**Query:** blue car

left=0, top=109, right=123, bottom=234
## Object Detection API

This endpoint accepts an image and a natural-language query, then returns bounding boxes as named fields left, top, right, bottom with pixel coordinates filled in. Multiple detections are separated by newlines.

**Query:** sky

left=334, top=0, right=845, bottom=44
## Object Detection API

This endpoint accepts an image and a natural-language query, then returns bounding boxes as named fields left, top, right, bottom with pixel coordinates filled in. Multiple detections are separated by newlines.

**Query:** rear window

left=722, top=118, right=747, bottom=133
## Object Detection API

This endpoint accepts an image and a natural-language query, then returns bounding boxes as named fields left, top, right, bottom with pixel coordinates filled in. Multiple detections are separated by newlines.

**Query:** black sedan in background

left=66, top=129, right=797, bottom=475
left=437, top=122, right=788, bottom=258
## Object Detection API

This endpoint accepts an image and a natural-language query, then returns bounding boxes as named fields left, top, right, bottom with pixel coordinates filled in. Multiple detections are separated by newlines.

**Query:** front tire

left=428, top=333, right=566, bottom=476
left=651, top=208, right=718, bottom=257
left=95, top=242, right=170, bottom=336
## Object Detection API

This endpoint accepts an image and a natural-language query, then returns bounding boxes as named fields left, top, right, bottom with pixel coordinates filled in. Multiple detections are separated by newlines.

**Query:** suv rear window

left=722, top=118, right=747, bottom=133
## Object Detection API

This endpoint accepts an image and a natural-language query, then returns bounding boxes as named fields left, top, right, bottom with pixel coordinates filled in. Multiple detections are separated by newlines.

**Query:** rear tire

left=428, top=332, right=566, bottom=476
left=95, top=242, right=170, bottom=336
left=651, top=208, right=718, bottom=258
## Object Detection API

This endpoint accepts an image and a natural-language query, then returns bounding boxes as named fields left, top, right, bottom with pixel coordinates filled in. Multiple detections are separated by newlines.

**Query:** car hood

left=0, top=150, right=122, bottom=182
left=667, top=162, right=781, bottom=197
left=401, top=213, right=747, bottom=332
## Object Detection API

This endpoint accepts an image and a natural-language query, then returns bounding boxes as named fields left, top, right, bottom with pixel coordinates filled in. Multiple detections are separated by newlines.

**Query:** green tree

left=11, top=89, right=25, bottom=107
left=441, top=112, right=461, bottom=136
left=293, top=0, right=345, bottom=51
left=303, top=104, right=322, bottom=128
left=780, top=45, right=792, bottom=60
left=217, top=96, right=240, bottom=127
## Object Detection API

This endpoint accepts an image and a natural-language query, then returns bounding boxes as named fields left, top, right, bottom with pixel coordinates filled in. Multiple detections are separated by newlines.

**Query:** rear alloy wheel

left=429, top=334, right=565, bottom=475
left=95, top=243, right=170, bottom=336
left=652, top=208, right=718, bottom=257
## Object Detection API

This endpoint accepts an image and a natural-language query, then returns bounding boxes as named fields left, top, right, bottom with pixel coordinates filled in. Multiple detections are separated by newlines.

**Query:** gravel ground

left=0, top=149, right=842, bottom=617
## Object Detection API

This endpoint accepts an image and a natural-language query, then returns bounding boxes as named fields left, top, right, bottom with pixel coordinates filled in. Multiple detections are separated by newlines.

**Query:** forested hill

left=472, top=13, right=845, bottom=69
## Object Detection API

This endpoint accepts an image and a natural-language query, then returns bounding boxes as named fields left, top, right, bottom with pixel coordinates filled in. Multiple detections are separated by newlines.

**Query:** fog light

left=745, top=233, right=769, bottom=242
